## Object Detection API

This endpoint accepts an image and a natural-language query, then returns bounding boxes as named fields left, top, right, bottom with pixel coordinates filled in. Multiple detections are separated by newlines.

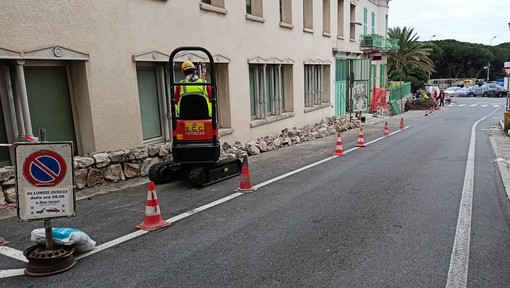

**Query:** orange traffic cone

left=136, top=182, right=171, bottom=231
left=425, top=110, right=429, bottom=116
left=0, top=236, right=8, bottom=246
left=383, top=122, right=390, bottom=137
left=236, top=155, right=254, bottom=192
left=400, top=117, right=404, bottom=130
left=355, top=126, right=366, bottom=147
left=333, top=132, right=345, bottom=156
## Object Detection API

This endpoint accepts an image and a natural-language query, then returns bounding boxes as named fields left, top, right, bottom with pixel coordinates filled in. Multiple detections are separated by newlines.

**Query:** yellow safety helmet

left=181, top=60, right=195, bottom=72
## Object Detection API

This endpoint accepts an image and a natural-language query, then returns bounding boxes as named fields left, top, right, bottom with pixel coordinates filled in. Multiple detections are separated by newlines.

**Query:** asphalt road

left=1, top=97, right=510, bottom=287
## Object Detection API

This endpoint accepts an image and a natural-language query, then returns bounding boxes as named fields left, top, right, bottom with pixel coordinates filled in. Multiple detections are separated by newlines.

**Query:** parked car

left=456, top=87, right=471, bottom=97
left=466, top=85, right=483, bottom=97
left=481, top=83, right=500, bottom=97
left=444, top=87, right=460, bottom=97
left=495, top=85, right=508, bottom=97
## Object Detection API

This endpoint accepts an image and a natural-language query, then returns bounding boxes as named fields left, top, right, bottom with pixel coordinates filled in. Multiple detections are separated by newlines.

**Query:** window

left=200, top=0, right=226, bottom=14
left=0, top=61, right=80, bottom=164
left=246, top=0, right=251, bottom=14
left=246, top=0, right=263, bottom=18
left=304, top=63, right=331, bottom=107
left=279, top=0, right=292, bottom=26
left=201, top=0, right=224, bottom=8
left=322, top=0, right=330, bottom=35
left=303, top=0, right=313, bottom=31
left=337, top=0, right=344, bottom=38
left=349, top=3, right=356, bottom=41
left=249, top=64, right=288, bottom=119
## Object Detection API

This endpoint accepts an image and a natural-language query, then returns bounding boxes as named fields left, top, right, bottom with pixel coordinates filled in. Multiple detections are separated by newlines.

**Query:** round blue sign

left=23, top=150, right=67, bottom=187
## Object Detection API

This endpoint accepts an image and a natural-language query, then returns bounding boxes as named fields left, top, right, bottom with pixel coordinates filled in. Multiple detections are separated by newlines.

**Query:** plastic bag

left=31, top=228, right=96, bottom=253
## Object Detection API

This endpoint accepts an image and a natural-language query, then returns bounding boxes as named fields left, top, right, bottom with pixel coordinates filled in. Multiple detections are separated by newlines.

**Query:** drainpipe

left=15, top=60, right=33, bottom=137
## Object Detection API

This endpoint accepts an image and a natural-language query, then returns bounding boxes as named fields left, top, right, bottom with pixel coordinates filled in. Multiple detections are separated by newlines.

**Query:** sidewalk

left=490, top=121, right=510, bottom=200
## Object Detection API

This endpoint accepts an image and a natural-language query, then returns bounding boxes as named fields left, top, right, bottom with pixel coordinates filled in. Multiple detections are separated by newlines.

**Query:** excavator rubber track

left=148, top=162, right=186, bottom=184
left=188, top=157, right=242, bottom=187
left=148, top=157, right=242, bottom=187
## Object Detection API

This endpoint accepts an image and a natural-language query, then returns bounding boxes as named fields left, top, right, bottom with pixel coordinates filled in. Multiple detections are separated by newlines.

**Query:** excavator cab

left=148, top=46, right=241, bottom=187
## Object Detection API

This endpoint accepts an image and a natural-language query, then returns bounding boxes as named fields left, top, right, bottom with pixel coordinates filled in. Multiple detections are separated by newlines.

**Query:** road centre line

left=446, top=108, right=499, bottom=288
left=0, top=125, right=409, bottom=279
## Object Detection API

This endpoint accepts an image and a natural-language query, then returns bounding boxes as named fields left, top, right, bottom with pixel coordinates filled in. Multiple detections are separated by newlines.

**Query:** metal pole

left=507, top=76, right=510, bottom=111
left=488, top=36, right=496, bottom=83
left=348, top=61, right=352, bottom=123
left=44, top=219, right=53, bottom=250
left=38, top=128, right=53, bottom=250
left=487, top=63, right=490, bottom=83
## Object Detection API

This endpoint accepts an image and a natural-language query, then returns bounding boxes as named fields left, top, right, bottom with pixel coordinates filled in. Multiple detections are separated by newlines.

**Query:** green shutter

left=335, top=58, right=348, bottom=117
left=136, top=66, right=162, bottom=140
left=371, top=12, right=375, bottom=34
left=379, top=64, right=386, bottom=88
left=363, top=8, right=368, bottom=35
left=25, top=66, right=77, bottom=146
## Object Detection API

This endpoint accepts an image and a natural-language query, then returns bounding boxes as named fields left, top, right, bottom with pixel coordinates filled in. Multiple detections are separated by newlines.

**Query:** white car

left=444, top=87, right=460, bottom=96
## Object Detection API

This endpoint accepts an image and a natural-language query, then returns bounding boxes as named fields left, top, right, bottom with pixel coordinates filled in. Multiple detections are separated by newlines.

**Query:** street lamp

left=426, top=35, right=436, bottom=81
left=487, top=36, right=497, bottom=82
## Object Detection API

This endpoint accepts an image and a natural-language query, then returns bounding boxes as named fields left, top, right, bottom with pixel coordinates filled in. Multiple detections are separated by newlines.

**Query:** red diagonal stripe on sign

left=33, top=157, right=59, bottom=180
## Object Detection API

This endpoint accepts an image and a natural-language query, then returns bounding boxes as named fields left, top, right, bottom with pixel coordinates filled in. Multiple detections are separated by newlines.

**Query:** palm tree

left=388, top=27, right=435, bottom=82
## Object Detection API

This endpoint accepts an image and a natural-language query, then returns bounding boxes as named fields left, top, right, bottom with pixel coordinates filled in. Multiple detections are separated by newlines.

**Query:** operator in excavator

left=174, top=60, right=213, bottom=117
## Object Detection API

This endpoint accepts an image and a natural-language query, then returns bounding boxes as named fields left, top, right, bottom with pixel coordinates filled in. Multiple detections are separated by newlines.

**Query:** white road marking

left=0, top=269, right=25, bottom=278
left=458, top=104, right=466, bottom=107
left=446, top=108, right=499, bottom=288
left=0, top=246, right=28, bottom=263
left=493, top=105, right=500, bottom=108
left=1, top=125, right=411, bottom=279
left=481, top=105, right=488, bottom=107
left=469, top=104, right=477, bottom=107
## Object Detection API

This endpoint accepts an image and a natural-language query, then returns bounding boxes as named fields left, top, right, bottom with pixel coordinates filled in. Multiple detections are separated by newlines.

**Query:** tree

left=388, top=27, right=435, bottom=80
left=432, top=40, right=493, bottom=79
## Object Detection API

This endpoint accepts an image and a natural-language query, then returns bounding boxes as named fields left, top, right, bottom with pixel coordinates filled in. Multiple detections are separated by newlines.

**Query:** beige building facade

left=0, top=0, right=391, bottom=166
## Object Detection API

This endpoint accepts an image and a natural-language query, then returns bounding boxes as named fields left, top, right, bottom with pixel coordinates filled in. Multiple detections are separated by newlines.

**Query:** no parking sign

left=14, top=142, right=75, bottom=221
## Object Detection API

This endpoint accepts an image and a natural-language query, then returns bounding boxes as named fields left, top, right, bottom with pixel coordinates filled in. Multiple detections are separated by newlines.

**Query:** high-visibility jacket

left=176, top=78, right=212, bottom=117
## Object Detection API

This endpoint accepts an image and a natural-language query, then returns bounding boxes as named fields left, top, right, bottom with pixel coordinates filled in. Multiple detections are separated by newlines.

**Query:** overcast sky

left=388, top=0, right=509, bottom=46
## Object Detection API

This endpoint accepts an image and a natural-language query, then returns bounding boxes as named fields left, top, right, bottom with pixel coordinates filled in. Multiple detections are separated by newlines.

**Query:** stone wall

left=0, top=116, right=358, bottom=206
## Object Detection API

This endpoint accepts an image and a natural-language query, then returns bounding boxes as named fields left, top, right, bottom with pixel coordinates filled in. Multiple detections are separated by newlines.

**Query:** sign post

left=14, top=129, right=77, bottom=276
left=502, top=63, right=510, bottom=132
left=504, top=62, right=510, bottom=111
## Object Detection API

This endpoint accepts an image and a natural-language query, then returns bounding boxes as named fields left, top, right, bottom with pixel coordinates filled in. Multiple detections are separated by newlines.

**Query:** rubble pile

left=404, top=98, right=436, bottom=111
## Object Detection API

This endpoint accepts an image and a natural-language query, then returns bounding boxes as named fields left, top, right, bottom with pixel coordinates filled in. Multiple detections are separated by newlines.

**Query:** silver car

left=444, top=87, right=460, bottom=96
